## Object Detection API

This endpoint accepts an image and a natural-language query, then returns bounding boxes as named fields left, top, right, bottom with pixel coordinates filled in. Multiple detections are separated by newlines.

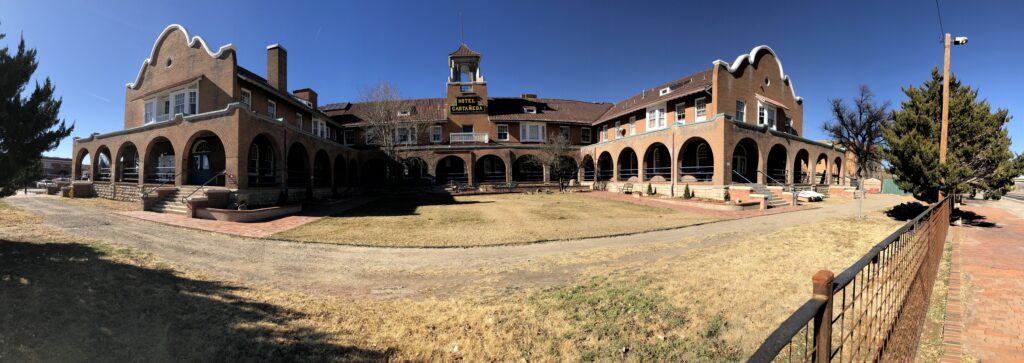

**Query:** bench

left=617, top=183, right=633, bottom=194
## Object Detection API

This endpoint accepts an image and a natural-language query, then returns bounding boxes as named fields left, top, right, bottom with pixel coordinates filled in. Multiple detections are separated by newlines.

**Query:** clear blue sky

left=3, top=0, right=1022, bottom=158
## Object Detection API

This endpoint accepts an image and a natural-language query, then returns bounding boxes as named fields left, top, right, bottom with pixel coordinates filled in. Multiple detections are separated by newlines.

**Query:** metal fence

left=750, top=197, right=951, bottom=362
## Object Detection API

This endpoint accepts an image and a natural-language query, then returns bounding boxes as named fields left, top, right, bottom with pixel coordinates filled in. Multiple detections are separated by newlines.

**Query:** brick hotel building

left=71, top=24, right=847, bottom=212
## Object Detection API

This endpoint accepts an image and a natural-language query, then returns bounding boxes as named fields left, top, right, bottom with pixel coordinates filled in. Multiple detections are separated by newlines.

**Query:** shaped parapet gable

left=713, top=45, right=804, bottom=135
left=123, top=24, right=238, bottom=129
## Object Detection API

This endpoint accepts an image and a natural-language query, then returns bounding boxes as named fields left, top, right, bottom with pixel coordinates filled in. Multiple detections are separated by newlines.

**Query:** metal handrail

left=180, top=170, right=228, bottom=205
left=731, top=169, right=755, bottom=184
left=757, top=169, right=785, bottom=186
left=140, top=170, right=186, bottom=197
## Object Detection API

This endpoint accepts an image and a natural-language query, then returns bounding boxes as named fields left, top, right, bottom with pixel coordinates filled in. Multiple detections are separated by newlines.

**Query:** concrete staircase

left=741, top=183, right=788, bottom=208
left=147, top=186, right=202, bottom=215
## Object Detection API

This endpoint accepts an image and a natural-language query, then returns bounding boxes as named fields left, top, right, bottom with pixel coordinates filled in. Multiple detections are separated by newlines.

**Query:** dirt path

left=7, top=194, right=906, bottom=300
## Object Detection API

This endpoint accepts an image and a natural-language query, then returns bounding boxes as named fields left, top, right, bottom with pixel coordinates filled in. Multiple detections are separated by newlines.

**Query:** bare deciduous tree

left=822, top=85, right=890, bottom=180
left=531, top=133, right=577, bottom=191
left=359, top=81, right=425, bottom=183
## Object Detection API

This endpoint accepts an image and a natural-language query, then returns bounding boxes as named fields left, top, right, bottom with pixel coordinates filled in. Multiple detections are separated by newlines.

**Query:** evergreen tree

left=0, top=27, right=74, bottom=197
left=884, top=68, right=1019, bottom=202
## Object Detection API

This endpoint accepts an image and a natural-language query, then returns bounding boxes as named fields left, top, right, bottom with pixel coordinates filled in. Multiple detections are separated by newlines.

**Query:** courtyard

left=1, top=193, right=916, bottom=361
left=273, top=193, right=720, bottom=247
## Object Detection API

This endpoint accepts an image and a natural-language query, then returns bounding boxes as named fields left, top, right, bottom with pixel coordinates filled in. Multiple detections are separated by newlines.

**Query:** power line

left=933, top=0, right=946, bottom=38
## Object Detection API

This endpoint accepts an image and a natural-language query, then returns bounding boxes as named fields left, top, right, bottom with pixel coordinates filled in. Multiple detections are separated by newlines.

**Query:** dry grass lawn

left=1, top=198, right=911, bottom=361
left=61, top=196, right=140, bottom=211
left=274, top=193, right=719, bottom=247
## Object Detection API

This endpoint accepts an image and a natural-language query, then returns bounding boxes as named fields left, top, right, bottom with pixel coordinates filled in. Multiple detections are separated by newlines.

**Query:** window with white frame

left=343, top=129, right=356, bottom=145
left=757, top=101, right=777, bottom=129
left=786, top=117, right=793, bottom=132
left=581, top=127, right=591, bottom=143
left=523, top=106, right=537, bottom=114
left=298, top=113, right=304, bottom=131
left=614, top=121, right=621, bottom=138
left=600, top=125, right=607, bottom=142
left=736, top=100, right=746, bottom=122
left=559, top=126, right=570, bottom=140
left=311, top=117, right=319, bottom=136
left=430, top=126, right=443, bottom=143
left=496, top=124, right=509, bottom=141
left=144, top=84, right=197, bottom=123
left=267, top=100, right=277, bottom=118
left=659, top=87, right=671, bottom=96
left=397, top=110, right=411, bottom=117
left=695, top=97, right=707, bottom=122
left=646, top=106, right=666, bottom=130
left=394, top=125, right=416, bottom=145
left=520, top=123, right=545, bottom=142
left=629, top=116, right=636, bottom=135
left=675, top=102, right=686, bottom=123
left=241, top=88, right=252, bottom=108
left=318, top=120, right=328, bottom=138
left=144, top=100, right=155, bottom=124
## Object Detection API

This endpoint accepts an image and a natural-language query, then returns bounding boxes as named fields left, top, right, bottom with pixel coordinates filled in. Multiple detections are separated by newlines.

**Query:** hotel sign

left=450, top=97, right=487, bottom=114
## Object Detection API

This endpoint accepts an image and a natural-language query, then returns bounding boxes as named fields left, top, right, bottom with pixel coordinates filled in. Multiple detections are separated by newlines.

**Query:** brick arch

left=814, top=153, right=829, bottom=184
left=617, top=147, right=638, bottom=181
left=245, top=133, right=282, bottom=188
left=313, top=149, right=331, bottom=188
left=142, top=136, right=176, bottom=184
left=729, top=137, right=760, bottom=184
left=114, top=141, right=141, bottom=183
left=597, top=151, right=614, bottom=181
left=766, top=143, right=788, bottom=184
left=74, top=147, right=93, bottom=181
left=181, top=130, right=226, bottom=186
left=435, top=154, right=469, bottom=184
left=678, top=136, right=714, bottom=183
left=94, top=145, right=113, bottom=182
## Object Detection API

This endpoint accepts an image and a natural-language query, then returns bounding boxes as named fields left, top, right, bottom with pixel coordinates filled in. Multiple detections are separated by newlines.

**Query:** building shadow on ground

left=0, top=239, right=390, bottom=362
left=311, top=193, right=492, bottom=217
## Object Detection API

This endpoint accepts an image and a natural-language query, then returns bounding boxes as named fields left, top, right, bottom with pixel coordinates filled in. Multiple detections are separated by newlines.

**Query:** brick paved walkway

left=942, top=200, right=1024, bottom=362
left=583, top=191, right=818, bottom=218
left=116, top=196, right=376, bottom=238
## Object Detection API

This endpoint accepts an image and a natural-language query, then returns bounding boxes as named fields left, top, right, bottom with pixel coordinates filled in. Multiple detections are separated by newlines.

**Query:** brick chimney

left=293, top=88, right=318, bottom=110
left=267, top=44, right=287, bottom=91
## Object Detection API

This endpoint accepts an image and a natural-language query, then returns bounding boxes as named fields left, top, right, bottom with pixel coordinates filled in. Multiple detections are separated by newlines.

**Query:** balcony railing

left=450, top=132, right=489, bottom=144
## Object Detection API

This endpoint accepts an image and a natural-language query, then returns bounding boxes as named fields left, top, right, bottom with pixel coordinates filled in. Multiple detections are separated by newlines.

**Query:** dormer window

left=523, top=106, right=537, bottom=114
left=659, top=87, right=671, bottom=96
left=397, top=110, right=411, bottom=117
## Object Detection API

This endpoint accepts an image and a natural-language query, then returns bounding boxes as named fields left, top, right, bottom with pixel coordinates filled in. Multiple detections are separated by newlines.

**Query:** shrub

left=683, top=184, right=691, bottom=199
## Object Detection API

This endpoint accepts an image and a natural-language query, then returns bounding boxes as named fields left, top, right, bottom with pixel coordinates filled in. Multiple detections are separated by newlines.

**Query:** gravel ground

left=6, top=194, right=908, bottom=299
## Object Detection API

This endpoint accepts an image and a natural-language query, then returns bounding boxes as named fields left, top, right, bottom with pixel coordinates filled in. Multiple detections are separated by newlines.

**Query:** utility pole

left=940, top=33, right=967, bottom=201
left=939, top=33, right=951, bottom=200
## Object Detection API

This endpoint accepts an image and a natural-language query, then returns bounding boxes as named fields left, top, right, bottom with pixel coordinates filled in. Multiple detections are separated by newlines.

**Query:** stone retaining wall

left=93, top=183, right=143, bottom=202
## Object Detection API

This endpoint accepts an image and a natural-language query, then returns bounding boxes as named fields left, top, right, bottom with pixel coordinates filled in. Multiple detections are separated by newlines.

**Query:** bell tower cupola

left=447, top=43, right=486, bottom=100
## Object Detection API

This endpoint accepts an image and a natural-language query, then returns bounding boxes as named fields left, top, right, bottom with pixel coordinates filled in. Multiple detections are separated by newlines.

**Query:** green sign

left=450, top=97, right=487, bottom=114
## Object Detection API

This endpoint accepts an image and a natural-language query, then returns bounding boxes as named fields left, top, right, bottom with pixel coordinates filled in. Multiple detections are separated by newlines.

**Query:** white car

left=798, top=190, right=825, bottom=202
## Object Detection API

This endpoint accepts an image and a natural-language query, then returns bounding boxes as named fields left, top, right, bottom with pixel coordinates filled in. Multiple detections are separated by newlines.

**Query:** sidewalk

left=116, top=196, right=377, bottom=238
left=942, top=199, right=1024, bottom=362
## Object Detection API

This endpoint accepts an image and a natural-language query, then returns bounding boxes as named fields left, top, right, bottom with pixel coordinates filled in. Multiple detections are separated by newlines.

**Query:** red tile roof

left=488, top=97, right=612, bottom=124
left=597, top=68, right=713, bottom=122
left=449, top=43, right=480, bottom=57
left=322, top=98, right=449, bottom=126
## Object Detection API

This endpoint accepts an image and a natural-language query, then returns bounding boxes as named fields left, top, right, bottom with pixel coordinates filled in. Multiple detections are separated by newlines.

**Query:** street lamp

left=939, top=33, right=967, bottom=200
